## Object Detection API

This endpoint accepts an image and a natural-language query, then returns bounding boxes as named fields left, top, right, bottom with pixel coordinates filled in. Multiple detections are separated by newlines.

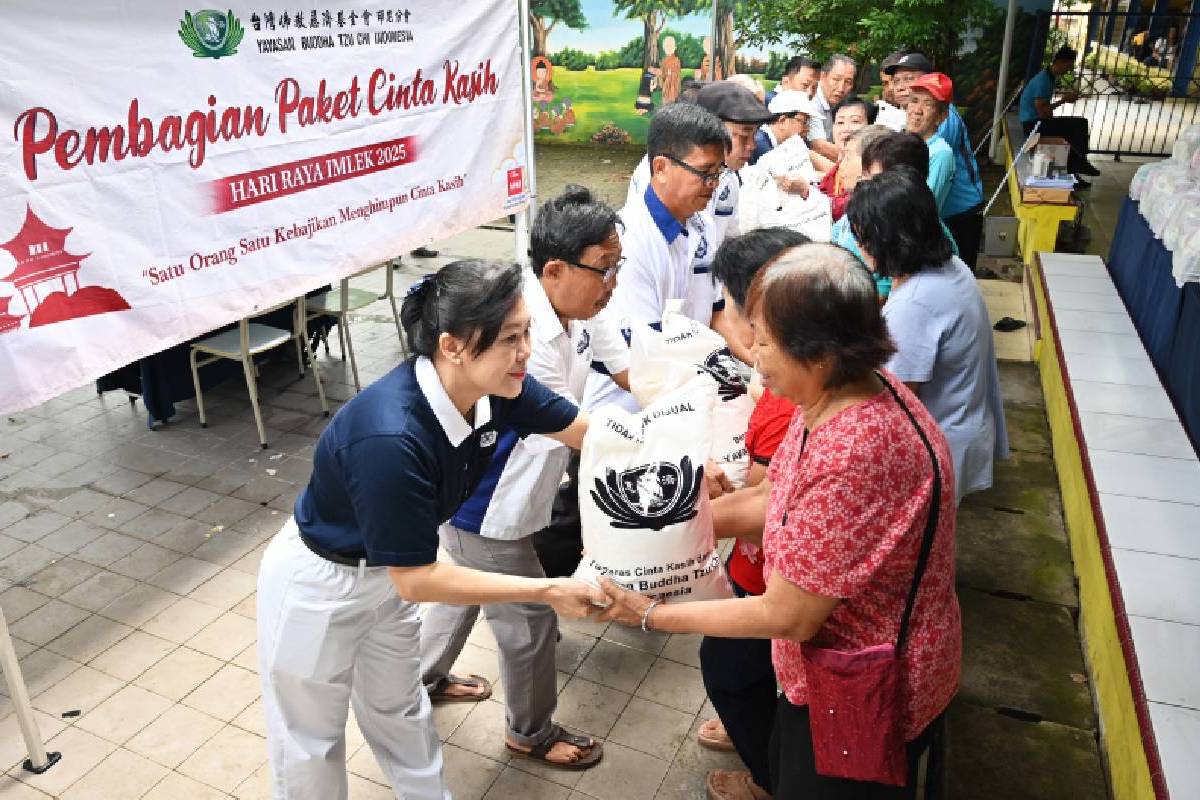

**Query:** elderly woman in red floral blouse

left=599, top=242, right=961, bottom=800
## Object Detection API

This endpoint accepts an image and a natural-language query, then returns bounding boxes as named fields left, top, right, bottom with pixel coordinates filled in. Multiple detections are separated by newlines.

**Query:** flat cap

left=697, top=81, right=774, bottom=124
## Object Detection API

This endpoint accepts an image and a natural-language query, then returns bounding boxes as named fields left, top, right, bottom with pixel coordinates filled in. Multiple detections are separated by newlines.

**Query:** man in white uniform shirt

left=419, top=186, right=629, bottom=769
left=587, top=102, right=748, bottom=413
left=625, top=81, right=772, bottom=246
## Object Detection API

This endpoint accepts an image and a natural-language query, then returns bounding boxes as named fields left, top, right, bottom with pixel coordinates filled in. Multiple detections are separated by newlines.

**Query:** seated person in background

left=750, top=90, right=817, bottom=165
left=834, top=131, right=961, bottom=297
left=1019, top=46, right=1100, bottom=180
left=814, top=96, right=875, bottom=196
left=873, top=50, right=909, bottom=131
left=422, top=186, right=629, bottom=769
left=905, top=73, right=956, bottom=213
left=700, top=227, right=810, bottom=800
left=807, top=54, right=858, bottom=163
left=765, top=55, right=821, bottom=105
left=846, top=167, right=1009, bottom=501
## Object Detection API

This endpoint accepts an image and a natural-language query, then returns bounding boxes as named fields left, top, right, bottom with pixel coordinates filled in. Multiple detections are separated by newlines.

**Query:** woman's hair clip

left=406, top=273, right=435, bottom=298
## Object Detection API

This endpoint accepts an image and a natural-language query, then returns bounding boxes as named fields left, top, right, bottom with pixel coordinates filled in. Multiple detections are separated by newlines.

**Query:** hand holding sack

left=627, top=311, right=755, bottom=488
left=574, top=375, right=733, bottom=603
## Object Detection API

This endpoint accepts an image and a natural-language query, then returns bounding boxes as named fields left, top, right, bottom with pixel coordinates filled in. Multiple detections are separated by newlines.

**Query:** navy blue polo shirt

left=294, top=357, right=578, bottom=566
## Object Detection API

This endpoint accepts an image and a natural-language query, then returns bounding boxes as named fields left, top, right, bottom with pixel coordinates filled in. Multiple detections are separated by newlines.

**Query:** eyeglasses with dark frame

left=662, top=154, right=731, bottom=186
left=562, top=256, right=625, bottom=283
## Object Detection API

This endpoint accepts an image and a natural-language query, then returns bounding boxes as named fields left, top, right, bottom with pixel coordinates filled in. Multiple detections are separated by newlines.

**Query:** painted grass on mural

left=533, top=66, right=774, bottom=146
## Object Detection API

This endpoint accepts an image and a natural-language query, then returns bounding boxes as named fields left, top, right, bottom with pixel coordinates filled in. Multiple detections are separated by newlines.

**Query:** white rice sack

left=1162, top=193, right=1200, bottom=252
left=575, top=376, right=733, bottom=603
left=628, top=312, right=754, bottom=487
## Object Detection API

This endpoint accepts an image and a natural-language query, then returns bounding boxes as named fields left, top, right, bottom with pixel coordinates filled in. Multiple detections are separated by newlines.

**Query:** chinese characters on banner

left=0, top=1, right=529, bottom=414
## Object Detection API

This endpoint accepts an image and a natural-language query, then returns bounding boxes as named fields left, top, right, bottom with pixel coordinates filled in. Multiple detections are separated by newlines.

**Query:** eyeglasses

left=663, top=154, right=730, bottom=186
left=564, top=256, right=625, bottom=283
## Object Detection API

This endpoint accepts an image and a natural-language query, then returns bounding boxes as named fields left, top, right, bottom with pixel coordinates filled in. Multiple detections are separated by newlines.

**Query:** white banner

left=0, top=1, right=529, bottom=414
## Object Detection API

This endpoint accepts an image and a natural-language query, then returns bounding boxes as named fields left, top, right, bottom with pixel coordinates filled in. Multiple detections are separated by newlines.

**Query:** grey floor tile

left=0, top=585, right=52, bottom=622
left=607, top=697, right=694, bottom=762
left=9, top=599, right=90, bottom=646
left=75, top=530, right=145, bottom=567
left=24, top=557, right=102, bottom=597
left=85, top=497, right=151, bottom=530
left=53, top=488, right=113, bottom=519
left=634, top=660, right=707, bottom=715
left=0, top=543, right=60, bottom=582
left=158, top=486, right=224, bottom=517
left=121, top=508, right=190, bottom=541
left=574, top=741, right=669, bottom=800
left=60, top=570, right=139, bottom=612
left=124, top=478, right=190, bottom=507
left=0, top=500, right=30, bottom=530
left=575, top=639, right=657, bottom=694
left=554, top=677, right=631, bottom=739
left=38, top=519, right=108, bottom=555
left=3, top=510, right=71, bottom=543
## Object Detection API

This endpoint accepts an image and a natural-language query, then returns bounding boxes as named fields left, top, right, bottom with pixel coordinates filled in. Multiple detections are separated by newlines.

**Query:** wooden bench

left=1002, top=112, right=1079, bottom=265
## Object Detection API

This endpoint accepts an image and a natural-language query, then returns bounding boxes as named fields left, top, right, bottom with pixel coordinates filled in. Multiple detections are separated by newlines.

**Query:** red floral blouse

left=763, top=371, right=961, bottom=740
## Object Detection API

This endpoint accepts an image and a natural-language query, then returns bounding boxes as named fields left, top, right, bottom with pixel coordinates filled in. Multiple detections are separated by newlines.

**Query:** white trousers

left=257, top=520, right=449, bottom=800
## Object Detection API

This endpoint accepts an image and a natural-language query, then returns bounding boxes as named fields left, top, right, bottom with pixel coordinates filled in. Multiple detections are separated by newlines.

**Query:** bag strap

left=876, top=373, right=942, bottom=654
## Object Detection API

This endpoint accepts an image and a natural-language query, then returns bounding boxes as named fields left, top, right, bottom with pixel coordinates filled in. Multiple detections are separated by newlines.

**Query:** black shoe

left=993, top=316, right=1028, bottom=332
left=1077, top=161, right=1101, bottom=177
left=411, top=247, right=439, bottom=258
left=1074, top=177, right=1092, bottom=189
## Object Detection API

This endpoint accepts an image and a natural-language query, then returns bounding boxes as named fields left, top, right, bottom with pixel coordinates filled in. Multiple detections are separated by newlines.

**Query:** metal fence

left=1036, top=9, right=1200, bottom=157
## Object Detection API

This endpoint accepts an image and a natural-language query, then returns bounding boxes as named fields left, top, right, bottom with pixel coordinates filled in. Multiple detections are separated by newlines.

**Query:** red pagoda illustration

left=0, top=296, right=22, bottom=334
left=0, top=204, right=129, bottom=329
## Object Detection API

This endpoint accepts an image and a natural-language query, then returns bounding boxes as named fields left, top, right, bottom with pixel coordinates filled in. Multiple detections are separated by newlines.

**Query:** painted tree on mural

left=713, top=0, right=748, bottom=79
left=529, top=0, right=588, bottom=57
left=613, top=0, right=707, bottom=70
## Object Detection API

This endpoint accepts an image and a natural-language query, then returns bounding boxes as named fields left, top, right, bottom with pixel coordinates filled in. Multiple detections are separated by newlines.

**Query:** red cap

left=910, top=72, right=954, bottom=103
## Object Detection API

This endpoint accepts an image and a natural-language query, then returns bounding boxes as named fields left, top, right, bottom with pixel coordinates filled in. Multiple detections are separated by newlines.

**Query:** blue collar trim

left=644, top=184, right=685, bottom=244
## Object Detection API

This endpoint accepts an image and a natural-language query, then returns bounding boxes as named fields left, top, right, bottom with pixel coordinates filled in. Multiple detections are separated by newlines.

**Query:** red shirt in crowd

left=763, top=371, right=962, bottom=740
left=727, top=388, right=795, bottom=595
left=818, top=161, right=849, bottom=221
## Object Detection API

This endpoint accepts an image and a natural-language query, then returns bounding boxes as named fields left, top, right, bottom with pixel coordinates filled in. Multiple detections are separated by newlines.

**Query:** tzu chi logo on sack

left=700, top=347, right=747, bottom=402
left=590, top=457, right=703, bottom=531
left=178, top=10, right=245, bottom=59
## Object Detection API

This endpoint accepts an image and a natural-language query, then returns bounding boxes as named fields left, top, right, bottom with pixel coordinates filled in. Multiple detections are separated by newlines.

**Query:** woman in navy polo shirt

left=256, top=259, right=603, bottom=800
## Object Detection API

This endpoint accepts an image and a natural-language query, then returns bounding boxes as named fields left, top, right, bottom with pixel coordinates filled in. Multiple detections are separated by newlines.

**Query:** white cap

left=768, top=90, right=820, bottom=118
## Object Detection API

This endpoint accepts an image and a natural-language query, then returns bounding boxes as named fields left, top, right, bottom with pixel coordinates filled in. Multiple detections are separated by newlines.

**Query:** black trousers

left=699, top=578, right=777, bottom=791
left=943, top=206, right=984, bottom=271
left=1022, top=117, right=1092, bottom=174
left=769, top=697, right=943, bottom=800
left=531, top=452, right=584, bottom=578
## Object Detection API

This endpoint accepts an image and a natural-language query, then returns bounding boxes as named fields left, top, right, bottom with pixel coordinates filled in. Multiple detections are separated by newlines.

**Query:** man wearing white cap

left=749, top=90, right=820, bottom=165
left=740, top=91, right=832, bottom=240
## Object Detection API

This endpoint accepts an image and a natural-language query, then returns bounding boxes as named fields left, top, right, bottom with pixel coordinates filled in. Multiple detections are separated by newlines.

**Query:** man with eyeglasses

left=588, top=101, right=748, bottom=413
left=419, top=185, right=629, bottom=769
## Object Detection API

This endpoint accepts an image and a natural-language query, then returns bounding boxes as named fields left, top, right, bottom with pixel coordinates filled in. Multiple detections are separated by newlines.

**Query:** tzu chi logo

left=700, top=347, right=748, bottom=402
left=178, top=9, right=245, bottom=59
left=590, top=457, right=703, bottom=531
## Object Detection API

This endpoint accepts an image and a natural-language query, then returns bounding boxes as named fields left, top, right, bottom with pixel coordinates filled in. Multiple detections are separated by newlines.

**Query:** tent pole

left=515, top=0, right=537, bottom=267
left=990, top=0, right=1020, bottom=163
left=0, top=607, right=59, bottom=775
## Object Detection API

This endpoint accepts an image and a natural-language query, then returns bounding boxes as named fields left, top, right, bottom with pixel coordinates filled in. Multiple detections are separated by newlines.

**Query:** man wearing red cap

left=905, top=72, right=956, bottom=213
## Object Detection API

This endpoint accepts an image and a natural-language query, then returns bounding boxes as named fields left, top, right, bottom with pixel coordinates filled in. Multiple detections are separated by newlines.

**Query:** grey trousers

left=419, top=525, right=559, bottom=748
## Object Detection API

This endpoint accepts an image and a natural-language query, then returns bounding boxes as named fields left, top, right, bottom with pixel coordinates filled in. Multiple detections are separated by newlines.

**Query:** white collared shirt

left=584, top=185, right=723, bottom=412
left=465, top=275, right=629, bottom=539
left=625, top=155, right=740, bottom=244
left=875, top=99, right=907, bottom=132
left=808, top=85, right=834, bottom=143
left=415, top=355, right=491, bottom=443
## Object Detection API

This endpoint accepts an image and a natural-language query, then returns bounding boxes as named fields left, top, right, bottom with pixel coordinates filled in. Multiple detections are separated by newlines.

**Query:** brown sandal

left=505, top=725, right=603, bottom=770
left=428, top=673, right=492, bottom=703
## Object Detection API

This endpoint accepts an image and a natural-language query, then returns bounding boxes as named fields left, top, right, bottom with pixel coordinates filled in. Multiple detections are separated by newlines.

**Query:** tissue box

left=1036, top=137, right=1070, bottom=168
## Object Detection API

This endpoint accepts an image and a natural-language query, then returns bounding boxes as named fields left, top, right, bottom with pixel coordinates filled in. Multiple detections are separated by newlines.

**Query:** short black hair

left=747, top=243, right=895, bottom=389
left=832, top=95, right=877, bottom=125
left=846, top=166, right=953, bottom=279
left=1053, top=46, right=1078, bottom=63
left=530, top=185, right=621, bottom=278
left=646, top=101, right=730, bottom=161
left=678, top=78, right=704, bottom=104
left=782, top=56, right=820, bottom=77
left=860, top=131, right=930, bottom=179
left=400, top=260, right=524, bottom=358
left=711, top=228, right=811, bottom=309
